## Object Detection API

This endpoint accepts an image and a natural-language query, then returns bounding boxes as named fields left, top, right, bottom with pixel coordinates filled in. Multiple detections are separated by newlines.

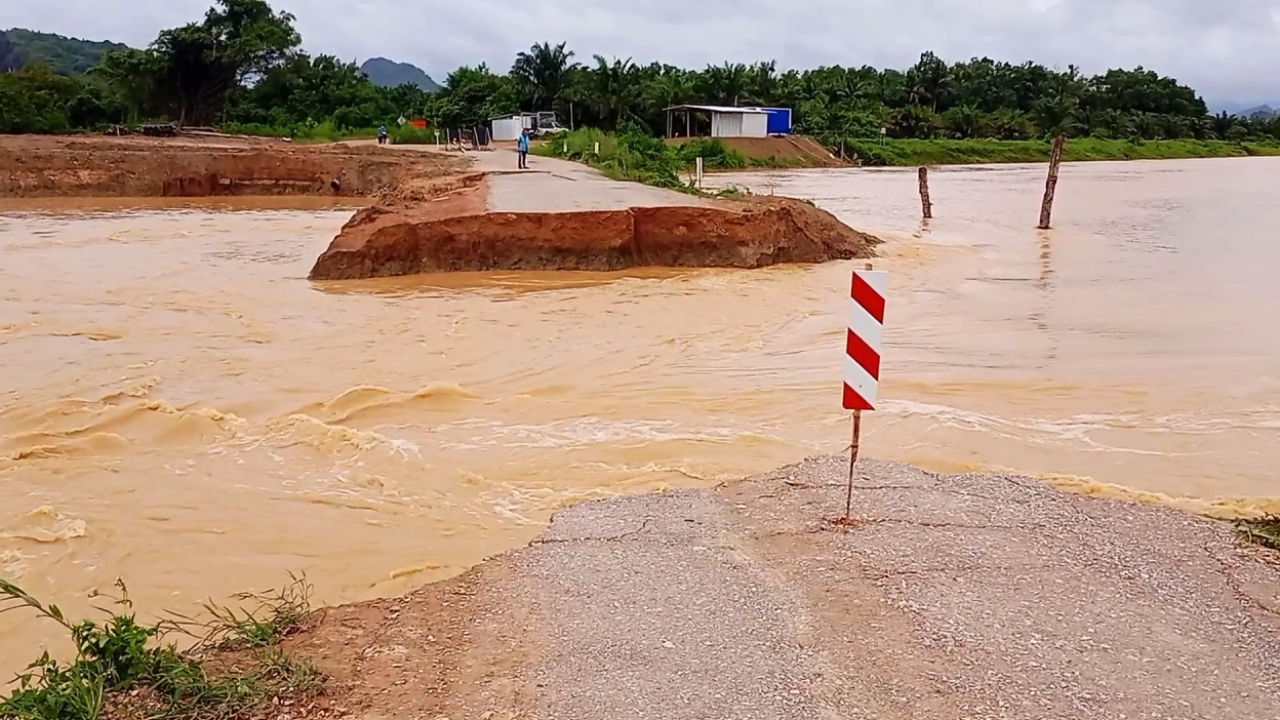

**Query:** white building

left=665, top=105, right=770, bottom=138
left=490, top=114, right=530, bottom=142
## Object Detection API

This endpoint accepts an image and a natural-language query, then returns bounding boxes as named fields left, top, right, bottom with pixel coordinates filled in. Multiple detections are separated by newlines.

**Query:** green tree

left=510, top=41, right=578, bottom=112
left=5, top=10, right=1277, bottom=148
left=426, top=64, right=519, bottom=128
left=700, top=62, right=750, bottom=106
left=906, top=51, right=955, bottom=113
left=91, top=49, right=161, bottom=123
left=151, top=0, right=300, bottom=125
left=588, top=55, right=639, bottom=129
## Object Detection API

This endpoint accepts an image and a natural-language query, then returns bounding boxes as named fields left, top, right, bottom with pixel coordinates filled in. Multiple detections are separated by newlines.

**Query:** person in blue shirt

left=517, top=129, right=529, bottom=169
left=378, top=125, right=388, bottom=145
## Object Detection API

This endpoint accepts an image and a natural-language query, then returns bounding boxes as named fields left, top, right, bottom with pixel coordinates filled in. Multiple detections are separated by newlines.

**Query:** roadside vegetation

left=388, top=126, right=438, bottom=145
left=219, top=121, right=379, bottom=143
left=534, top=126, right=746, bottom=191
left=0, top=575, right=324, bottom=720
left=843, top=137, right=1280, bottom=166
left=1235, top=516, right=1280, bottom=551
left=5, top=0, right=1280, bottom=164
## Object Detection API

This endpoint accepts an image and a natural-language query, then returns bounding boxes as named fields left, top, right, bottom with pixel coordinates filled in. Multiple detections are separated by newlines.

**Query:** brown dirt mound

left=668, top=135, right=847, bottom=168
left=0, top=135, right=468, bottom=198
left=308, top=182, right=880, bottom=280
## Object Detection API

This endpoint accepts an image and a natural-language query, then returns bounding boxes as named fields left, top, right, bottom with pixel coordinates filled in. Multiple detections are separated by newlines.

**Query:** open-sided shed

left=665, top=105, right=771, bottom=138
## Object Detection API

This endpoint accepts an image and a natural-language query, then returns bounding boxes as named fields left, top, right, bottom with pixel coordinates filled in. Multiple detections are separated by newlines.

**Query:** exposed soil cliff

left=0, top=135, right=468, bottom=198
left=308, top=175, right=880, bottom=279
left=668, top=135, right=848, bottom=168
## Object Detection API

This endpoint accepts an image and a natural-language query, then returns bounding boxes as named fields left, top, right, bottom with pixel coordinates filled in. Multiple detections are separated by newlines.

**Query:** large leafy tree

left=90, top=48, right=161, bottom=124
left=424, top=64, right=519, bottom=128
left=151, top=0, right=300, bottom=125
left=227, top=53, right=401, bottom=129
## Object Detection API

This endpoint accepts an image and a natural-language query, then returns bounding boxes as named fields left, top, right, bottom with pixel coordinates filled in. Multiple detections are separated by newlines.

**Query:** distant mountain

left=1209, top=100, right=1280, bottom=118
left=0, top=28, right=129, bottom=75
left=360, top=57, right=440, bottom=92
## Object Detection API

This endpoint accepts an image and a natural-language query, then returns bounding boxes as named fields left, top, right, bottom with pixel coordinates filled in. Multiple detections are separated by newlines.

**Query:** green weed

left=714, top=185, right=752, bottom=199
left=0, top=576, right=324, bottom=720
left=1234, top=515, right=1280, bottom=551
left=192, top=573, right=314, bottom=650
left=389, top=126, right=438, bottom=145
left=534, top=126, right=757, bottom=194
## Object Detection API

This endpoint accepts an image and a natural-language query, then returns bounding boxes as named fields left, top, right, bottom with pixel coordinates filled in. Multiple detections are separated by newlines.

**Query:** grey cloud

left=6, top=0, right=1279, bottom=102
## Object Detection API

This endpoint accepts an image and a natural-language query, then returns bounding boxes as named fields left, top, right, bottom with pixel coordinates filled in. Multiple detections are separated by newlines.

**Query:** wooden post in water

left=844, top=261, right=873, bottom=521
left=917, top=166, right=933, bottom=219
left=1037, top=134, right=1066, bottom=229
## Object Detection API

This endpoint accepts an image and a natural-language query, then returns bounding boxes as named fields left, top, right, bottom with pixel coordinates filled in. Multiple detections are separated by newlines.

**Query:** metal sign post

left=842, top=263, right=887, bottom=520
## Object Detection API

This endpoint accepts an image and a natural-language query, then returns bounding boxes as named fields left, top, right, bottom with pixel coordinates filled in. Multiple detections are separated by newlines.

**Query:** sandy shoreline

left=271, top=456, right=1280, bottom=720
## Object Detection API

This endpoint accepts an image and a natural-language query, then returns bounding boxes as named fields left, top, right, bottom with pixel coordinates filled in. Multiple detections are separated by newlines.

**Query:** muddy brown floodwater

left=2, top=158, right=1279, bottom=681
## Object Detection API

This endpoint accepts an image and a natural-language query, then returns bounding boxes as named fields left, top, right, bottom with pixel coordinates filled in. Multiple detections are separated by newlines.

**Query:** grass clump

left=0, top=575, right=324, bottom=720
left=1234, top=515, right=1280, bottom=551
left=193, top=574, right=313, bottom=650
left=389, top=126, right=437, bottom=145
left=839, top=137, right=1280, bottom=166
left=714, top=185, right=752, bottom=199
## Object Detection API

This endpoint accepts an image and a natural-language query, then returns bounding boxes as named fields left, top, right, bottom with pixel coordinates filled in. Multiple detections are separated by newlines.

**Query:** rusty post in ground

left=918, top=166, right=933, bottom=219
left=1038, top=134, right=1066, bottom=229
left=845, top=261, right=873, bottom=520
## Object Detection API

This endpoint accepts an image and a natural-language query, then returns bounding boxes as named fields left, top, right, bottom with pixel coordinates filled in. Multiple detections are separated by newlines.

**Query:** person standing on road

left=378, top=125, right=388, bottom=145
left=517, top=129, right=529, bottom=169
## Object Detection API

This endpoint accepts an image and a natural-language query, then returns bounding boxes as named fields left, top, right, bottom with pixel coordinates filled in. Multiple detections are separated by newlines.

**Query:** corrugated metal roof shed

left=663, top=104, right=770, bottom=114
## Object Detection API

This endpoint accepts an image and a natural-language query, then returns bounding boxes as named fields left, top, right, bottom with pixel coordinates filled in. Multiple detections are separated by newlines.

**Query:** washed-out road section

left=286, top=457, right=1280, bottom=720
left=476, top=150, right=712, bottom=211
left=307, top=148, right=879, bottom=279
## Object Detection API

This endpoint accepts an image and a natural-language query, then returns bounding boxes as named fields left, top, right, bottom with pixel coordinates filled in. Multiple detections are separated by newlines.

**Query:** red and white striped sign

left=843, top=268, right=888, bottom=411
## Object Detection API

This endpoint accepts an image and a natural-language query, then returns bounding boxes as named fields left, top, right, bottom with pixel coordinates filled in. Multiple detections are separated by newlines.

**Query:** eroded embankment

left=307, top=173, right=880, bottom=279
left=242, top=457, right=1280, bottom=720
left=0, top=135, right=469, bottom=198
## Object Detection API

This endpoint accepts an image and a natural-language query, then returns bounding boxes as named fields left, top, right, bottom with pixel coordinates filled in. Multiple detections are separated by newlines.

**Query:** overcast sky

left=6, top=0, right=1280, bottom=104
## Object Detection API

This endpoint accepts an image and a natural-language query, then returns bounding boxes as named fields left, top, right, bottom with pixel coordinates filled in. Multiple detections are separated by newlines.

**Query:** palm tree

left=701, top=62, right=749, bottom=106
left=943, top=103, right=984, bottom=139
left=589, top=55, right=638, bottom=129
left=747, top=60, right=778, bottom=105
left=906, top=51, right=955, bottom=112
left=651, top=66, right=692, bottom=109
left=510, top=41, right=578, bottom=111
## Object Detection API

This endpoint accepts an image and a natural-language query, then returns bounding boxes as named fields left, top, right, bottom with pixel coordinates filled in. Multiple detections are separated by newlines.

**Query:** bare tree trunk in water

left=1038, top=134, right=1066, bottom=229
left=918, top=166, right=933, bottom=219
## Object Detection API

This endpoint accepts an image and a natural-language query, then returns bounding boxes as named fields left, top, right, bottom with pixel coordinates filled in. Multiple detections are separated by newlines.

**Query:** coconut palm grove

left=2, top=0, right=1278, bottom=151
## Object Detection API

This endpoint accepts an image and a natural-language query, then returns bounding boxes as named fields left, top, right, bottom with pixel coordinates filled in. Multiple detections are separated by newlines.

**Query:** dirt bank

left=308, top=172, right=879, bottom=279
left=668, top=135, right=847, bottom=168
left=0, top=134, right=468, bottom=198
left=245, top=457, right=1280, bottom=720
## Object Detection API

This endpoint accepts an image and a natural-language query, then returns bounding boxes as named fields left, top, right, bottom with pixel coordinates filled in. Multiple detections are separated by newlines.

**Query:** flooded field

left=3, top=157, right=1278, bottom=678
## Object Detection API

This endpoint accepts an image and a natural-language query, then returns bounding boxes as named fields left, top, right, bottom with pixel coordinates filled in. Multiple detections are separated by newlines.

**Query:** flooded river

left=2, top=159, right=1279, bottom=677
